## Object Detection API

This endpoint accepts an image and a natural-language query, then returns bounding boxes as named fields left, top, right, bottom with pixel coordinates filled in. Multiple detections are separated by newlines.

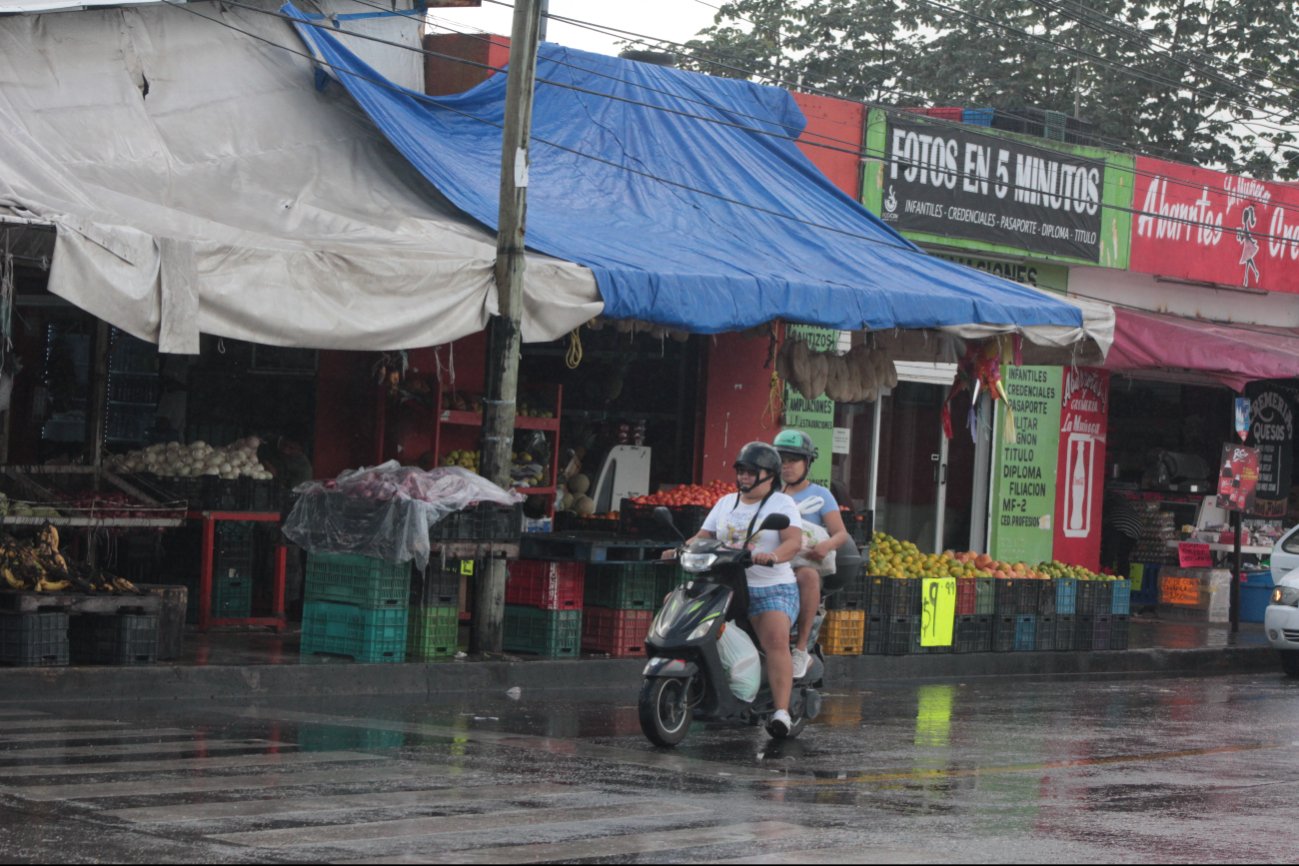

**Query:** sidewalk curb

left=0, top=645, right=1278, bottom=704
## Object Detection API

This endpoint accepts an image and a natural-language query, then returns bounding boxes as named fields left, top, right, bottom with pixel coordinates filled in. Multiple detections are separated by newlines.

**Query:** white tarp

left=0, top=0, right=601, bottom=353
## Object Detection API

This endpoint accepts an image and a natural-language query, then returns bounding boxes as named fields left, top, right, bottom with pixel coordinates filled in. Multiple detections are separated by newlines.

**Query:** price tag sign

left=458, top=560, right=475, bottom=576
left=1161, top=575, right=1201, bottom=606
left=1177, top=543, right=1213, bottom=568
left=1129, top=562, right=1144, bottom=592
left=920, top=577, right=956, bottom=647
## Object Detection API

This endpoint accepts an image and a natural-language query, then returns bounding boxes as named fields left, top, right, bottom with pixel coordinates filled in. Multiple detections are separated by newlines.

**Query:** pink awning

left=1106, top=308, right=1299, bottom=392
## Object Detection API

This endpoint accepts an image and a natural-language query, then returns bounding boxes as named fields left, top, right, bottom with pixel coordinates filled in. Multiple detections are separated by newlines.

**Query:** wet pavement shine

left=0, top=671, right=1297, bottom=863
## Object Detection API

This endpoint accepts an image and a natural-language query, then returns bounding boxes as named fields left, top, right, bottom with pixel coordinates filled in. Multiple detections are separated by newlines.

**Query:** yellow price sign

left=1129, top=562, right=1144, bottom=592
left=921, top=577, right=956, bottom=647
left=458, top=560, right=475, bottom=576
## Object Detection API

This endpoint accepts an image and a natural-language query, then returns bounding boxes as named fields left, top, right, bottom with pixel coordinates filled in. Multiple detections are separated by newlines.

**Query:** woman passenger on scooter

left=668, top=442, right=804, bottom=737
left=773, top=430, right=851, bottom=680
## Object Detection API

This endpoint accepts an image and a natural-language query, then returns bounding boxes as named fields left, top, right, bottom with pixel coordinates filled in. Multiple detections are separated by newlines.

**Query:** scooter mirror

left=653, top=506, right=685, bottom=540
left=759, top=514, right=790, bottom=532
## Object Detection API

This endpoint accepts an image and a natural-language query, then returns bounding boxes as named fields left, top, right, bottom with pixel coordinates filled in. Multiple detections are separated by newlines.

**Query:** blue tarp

left=287, top=6, right=1083, bottom=335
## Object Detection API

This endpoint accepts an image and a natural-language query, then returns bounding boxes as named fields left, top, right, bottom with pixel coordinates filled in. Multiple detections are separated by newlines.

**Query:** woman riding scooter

left=773, top=430, right=852, bottom=680
left=663, top=441, right=803, bottom=737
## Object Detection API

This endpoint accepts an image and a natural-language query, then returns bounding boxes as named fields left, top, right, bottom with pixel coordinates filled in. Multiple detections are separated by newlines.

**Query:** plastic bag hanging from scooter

left=716, top=624, right=761, bottom=702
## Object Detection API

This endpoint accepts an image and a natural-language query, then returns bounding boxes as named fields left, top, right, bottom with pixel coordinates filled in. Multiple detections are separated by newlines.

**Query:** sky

left=426, top=0, right=720, bottom=58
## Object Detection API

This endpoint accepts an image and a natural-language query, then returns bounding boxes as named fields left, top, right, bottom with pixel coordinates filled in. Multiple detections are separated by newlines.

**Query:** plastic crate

left=1037, top=579, right=1056, bottom=616
left=994, top=579, right=1038, bottom=615
left=885, top=616, right=914, bottom=655
left=909, top=614, right=952, bottom=654
left=305, top=552, right=412, bottom=609
left=1091, top=614, right=1112, bottom=651
left=926, top=106, right=964, bottom=121
left=414, top=560, right=470, bottom=607
left=883, top=578, right=922, bottom=617
left=618, top=500, right=711, bottom=540
left=954, top=615, right=993, bottom=653
left=1130, top=563, right=1160, bottom=608
left=820, top=610, right=866, bottom=655
left=1077, top=581, right=1112, bottom=616
left=300, top=600, right=407, bottom=663
left=0, top=611, right=69, bottom=666
left=553, top=512, right=620, bottom=534
left=503, top=605, right=582, bottom=658
left=864, top=575, right=888, bottom=616
left=1053, top=615, right=1076, bottom=651
left=213, top=522, right=255, bottom=579
left=1013, top=615, right=1037, bottom=651
left=214, top=574, right=252, bottom=618
left=430, top=502, right=524, bottom=542
left=1055, top=577, right=1078, bottom=615
left=1110, top=615, right=1130, bottom=650
left=1110, top=579, right=1132, bottom=615
left=826, top=570, right=870, bottom=611
left=955, top=578, right=978, bottom=616
left=506, top=560, right=585, bottom=610
left=962, top=107, right=994, bottom=126
left=1035, top=616, right=1056, bottom=651
left=584, top=561, right=663, bottom=611
left=407, top=605, right=460, bottom=660
left=993, top=615, right=1018, bottom=652
left=581, top=607, right=652, bottom=657
left=69, top=613, right=158, bottom=665
left=863, top=614, right=887, bottom=654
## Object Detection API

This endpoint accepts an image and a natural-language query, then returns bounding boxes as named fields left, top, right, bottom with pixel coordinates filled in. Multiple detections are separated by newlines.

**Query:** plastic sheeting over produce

left=283, top=462, right=523, bottom=568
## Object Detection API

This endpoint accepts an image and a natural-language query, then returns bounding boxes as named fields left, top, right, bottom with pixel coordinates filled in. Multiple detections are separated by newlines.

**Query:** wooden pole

left=475, top=0, right=542, bottom=655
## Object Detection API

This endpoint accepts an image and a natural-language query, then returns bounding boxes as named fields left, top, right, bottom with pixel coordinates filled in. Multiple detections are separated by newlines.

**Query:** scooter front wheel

left=639, top=677, right=693, bottom=747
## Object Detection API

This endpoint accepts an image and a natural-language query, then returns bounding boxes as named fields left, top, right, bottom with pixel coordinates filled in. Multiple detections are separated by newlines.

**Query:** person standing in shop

left=773, top=429, right=851, bottom=680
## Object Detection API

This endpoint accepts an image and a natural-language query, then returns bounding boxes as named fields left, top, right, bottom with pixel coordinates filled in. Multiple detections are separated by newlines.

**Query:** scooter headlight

left=681, top=552, right=718, bottom=573
left=1272, top=586, right=1299, bottom=607
left=688, top=615, right=720, bottom=641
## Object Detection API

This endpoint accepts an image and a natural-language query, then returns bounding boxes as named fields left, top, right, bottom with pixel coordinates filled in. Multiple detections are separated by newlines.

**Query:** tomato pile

left=629, top=480, right=735, bottom=508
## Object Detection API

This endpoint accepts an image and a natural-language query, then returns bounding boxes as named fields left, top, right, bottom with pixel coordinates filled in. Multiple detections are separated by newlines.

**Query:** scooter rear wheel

left=639, top=677, right=693, bottom=747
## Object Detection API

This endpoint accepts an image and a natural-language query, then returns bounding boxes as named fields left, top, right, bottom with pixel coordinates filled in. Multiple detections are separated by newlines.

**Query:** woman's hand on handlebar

left=660, top=548, right=677, bottom=560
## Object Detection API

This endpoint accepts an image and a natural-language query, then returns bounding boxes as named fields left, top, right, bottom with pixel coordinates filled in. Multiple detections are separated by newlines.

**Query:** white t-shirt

left=701, top=492, right=802, bottom=587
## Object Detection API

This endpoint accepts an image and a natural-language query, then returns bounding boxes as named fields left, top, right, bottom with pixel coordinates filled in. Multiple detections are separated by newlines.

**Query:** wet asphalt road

left=1, top=671, right=1297, bottom=863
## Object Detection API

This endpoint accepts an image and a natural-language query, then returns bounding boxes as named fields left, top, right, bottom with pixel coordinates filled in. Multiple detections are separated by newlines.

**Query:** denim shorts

left=747, top=582, right=800, bottom=622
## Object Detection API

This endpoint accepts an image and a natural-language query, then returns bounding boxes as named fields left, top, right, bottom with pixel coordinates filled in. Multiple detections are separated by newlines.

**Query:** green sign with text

left=989, top=366, right=1063, bottom=565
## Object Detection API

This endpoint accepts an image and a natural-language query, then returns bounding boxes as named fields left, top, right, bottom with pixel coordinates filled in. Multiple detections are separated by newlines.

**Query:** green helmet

left=773, top=429, right=818, bottom=463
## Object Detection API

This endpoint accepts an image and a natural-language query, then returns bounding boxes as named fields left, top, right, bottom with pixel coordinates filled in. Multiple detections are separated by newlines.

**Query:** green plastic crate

left=300, top=600, right=407, bottom=663
left=503, top=605, right=581, bottom=658
left=214, top=574, right=252, bottom=617
left=584, top=561, right=663, bottom=610
left=407, top=605, right=460, bottom=660
left=305, top=552, right=412, bottom=608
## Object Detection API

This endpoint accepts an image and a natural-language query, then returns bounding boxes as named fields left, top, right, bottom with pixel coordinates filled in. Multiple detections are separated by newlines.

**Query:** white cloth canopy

left=0, top=1, right=602, bottom=353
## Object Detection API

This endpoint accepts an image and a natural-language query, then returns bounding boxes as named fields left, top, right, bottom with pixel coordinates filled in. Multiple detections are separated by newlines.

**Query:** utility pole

left=475, top=0, right=543, bottom=655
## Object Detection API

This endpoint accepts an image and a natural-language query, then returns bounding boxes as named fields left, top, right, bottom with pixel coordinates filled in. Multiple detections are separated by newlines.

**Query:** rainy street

left=0, top=671, right=1296, bottom=863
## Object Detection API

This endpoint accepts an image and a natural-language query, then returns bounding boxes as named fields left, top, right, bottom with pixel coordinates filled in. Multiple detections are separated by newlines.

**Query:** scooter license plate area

left=643, top=657, right=691, bottom=676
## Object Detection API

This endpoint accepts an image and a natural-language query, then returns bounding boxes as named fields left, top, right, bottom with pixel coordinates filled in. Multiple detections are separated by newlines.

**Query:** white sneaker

left=767, top=709, right=792, bottom=738
left=791, top=648, right=810, bottom=680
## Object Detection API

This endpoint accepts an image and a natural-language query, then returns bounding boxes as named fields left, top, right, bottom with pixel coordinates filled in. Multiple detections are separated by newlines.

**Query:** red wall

left=792, top=91, right=865, bottom=198
left=697, top=332, right=779, bottom=484
left=424, top=33, right=510, bottom=96
left=312, top=351, right=379, bottom=478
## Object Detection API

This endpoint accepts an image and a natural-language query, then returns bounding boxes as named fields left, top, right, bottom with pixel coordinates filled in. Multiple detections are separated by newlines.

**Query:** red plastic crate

left=581, top=607, right=652, bottom=657
left=927, top=106, right=964, bottom=121
left=955, top=578, right=977, bottom=616
left=505, top=560, right=585, bottom=610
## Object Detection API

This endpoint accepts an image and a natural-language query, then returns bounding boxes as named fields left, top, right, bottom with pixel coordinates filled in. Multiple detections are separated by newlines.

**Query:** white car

left=1265, top=525, right=1299, bottom=677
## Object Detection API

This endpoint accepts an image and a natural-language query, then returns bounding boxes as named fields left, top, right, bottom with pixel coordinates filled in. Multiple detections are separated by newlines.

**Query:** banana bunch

left=0, top=523, right=142, bottom=595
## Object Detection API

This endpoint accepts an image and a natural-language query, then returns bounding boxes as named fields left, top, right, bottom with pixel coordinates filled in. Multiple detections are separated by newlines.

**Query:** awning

left=1105, top=308, right=1299, bottom=391
left=288, top=5, right=1096, bottom=344
left=0, top=2, right=600, bottom=352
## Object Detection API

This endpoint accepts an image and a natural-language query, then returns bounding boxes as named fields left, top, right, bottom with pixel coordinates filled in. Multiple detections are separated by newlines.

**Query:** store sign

left=1053, top=368, right=1108, bottom=571
left=1131, top=156, right=1299, bottom=294
left=880, top=118, right=1105, bottom=261
left=782, top=325, right=838, bottom=489
left=1246, top=384, right=1294, bottom=517
left=1216, top=444, right=1261, bottom=513
left=989, top=366, right=1063, bottom=565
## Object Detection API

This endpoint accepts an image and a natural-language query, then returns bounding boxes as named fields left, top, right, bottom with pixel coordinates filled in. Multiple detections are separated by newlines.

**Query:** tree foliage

left=666, top=0, right=1299, bottom=178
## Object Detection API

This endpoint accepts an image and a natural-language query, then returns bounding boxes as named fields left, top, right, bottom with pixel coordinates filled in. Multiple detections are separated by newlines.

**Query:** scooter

left=638, top=507, right=860, bottom=747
